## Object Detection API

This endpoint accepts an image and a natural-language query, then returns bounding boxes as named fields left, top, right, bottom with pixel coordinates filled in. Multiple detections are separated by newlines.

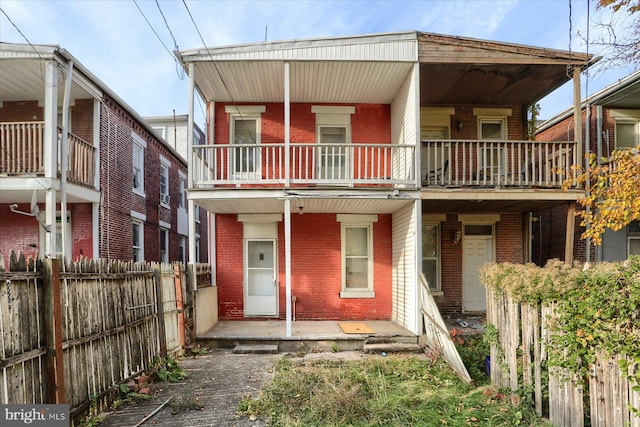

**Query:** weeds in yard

left=153, top=357, right=188, bottom=382
left=169, top=391, right=204, bottom=415
left=239, top=354, right=550, bottom=426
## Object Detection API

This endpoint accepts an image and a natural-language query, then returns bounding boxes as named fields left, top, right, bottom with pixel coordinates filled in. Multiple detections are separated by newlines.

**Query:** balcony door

left=421, top=126, right=449, bottom=183
left=318, top=125, right=350, bottom=181
left=231, top=116, right=260, bottom=180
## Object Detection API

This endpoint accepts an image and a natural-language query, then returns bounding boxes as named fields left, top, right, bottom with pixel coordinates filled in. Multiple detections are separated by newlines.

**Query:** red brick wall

left=98, top=96, right=192, bottom=262
left=441, top=105, right=526, bottom=141
left=0, top=101, right=42, bottom=121
left=215, top=213, right=393, bottom=320
left=214, top=102, right=391, bottom=145
left=0, top=202, right=94, bottom=260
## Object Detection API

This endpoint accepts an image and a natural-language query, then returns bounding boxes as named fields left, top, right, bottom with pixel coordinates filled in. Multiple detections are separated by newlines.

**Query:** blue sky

left=1, top=0, right=636, bottom=129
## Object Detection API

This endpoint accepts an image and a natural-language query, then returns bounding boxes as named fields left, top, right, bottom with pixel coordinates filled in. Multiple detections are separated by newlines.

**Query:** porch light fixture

left=452, top=231, right=462, bottom=244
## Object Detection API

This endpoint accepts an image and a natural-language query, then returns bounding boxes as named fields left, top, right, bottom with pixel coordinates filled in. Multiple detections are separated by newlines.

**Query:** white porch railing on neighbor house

left=421, top=139, right=579, bottom=188
left=192, top=143, right=417, bottom=187
left=0, top=121, right=96, bottom=188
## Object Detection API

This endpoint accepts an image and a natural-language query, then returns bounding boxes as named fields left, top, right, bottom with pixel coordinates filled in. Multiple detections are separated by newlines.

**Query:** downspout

left=284, top=61, right=292, bottom=337
left=43, top=61, right=58, bottom=259
left=60, top=60, right=74, bottom=261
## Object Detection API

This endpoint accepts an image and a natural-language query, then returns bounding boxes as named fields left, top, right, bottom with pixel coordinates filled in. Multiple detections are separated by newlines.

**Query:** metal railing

left=192, top=142, right=416, bottom=187
left=421, top=139, right=579, bottom=188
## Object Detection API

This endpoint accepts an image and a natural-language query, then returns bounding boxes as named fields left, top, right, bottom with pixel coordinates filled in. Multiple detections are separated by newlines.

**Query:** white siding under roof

left=392, top=201, right=420, bottom=333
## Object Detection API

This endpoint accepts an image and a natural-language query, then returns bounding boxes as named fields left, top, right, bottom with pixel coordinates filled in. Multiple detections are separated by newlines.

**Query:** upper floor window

left=615, top=120, right=639, bottom=149
left=131, top=132, right=147, bottom=196
left=178, top=173, right=186, bottom=209
left=611, top=110, right=640, bottom=150
left=159, top=155, right=171, bottom=206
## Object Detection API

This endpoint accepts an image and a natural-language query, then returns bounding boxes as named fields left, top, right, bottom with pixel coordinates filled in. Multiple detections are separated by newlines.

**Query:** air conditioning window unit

left=161, top=193, right=170, bottom=204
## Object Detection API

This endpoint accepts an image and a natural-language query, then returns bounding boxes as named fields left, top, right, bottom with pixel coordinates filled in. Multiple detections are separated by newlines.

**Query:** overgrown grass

left=239, top=354, right=550, bottom=426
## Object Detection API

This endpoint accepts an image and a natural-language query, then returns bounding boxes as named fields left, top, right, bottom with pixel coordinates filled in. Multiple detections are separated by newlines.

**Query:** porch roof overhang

left=180, top=31, right=418, bottom=104
left=417, top=32, right=595, bottom=106
left=420, top=188, right=584, bottom=213
left=179, top=31, right=594, bottom=107
left=189, top=188, right=417, bottom=215
left=0, top=43, right=101, bottom=105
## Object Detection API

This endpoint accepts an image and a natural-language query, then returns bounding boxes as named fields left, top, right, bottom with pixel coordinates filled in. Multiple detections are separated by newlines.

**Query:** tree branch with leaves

left=565, top=145, right=640, bottom=244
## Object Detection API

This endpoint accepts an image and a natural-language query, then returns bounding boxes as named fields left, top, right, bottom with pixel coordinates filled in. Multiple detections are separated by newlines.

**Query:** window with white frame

left=132, top=132, right=146, bottom=196
left=338, top=214, right=376, bottom=298
left=132, top=219, right=144, bottom=262
left=159, top=156, right=170, bottom=206
left=194, top=205, right=200, bottom=223
left=160, top=228, right=169, bottom=263
left=178, top=175, right=186, bottom=209
left=179, top=235, right=186, bottom=263
left=422, top=224, right=441, bottom=291
left=615, top=120, right=639, bottom=149
left=226, top=105, right=265, bottom=179
left=195, top=236, right=201, bottom=262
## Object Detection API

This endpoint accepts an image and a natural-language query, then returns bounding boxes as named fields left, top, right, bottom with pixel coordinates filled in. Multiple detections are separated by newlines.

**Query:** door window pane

left=247, top=241, right=274, bottom=296
left=233, top=118, right=258, bottom=174
left=422, top=224, right=440, bottom=291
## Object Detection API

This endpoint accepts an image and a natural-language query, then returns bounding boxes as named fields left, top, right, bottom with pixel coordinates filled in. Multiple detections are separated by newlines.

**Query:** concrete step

left=232, top=344, right=279, bottom=354
left=362, top=342, right=423, bottom=355
left=365, top=336, right=418, bottom=345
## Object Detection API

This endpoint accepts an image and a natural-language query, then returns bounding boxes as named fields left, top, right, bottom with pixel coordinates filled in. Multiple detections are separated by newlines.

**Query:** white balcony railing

left=421, top=139, right=579, bottom=188
left=0, top=121, right=96, bottom=188
left=192, top=143, right=416, bottom=187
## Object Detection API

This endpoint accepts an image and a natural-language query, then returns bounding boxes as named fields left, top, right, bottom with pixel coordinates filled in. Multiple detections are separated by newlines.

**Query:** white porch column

left=284, top=62, right=290, bottom=187
left=284, top=198, right=292, bottom=337
left=59, top=60, right=73, bottom=261
left=187, top=63, right=197, bottom=267
left=43, top=61, right=58, bottom=258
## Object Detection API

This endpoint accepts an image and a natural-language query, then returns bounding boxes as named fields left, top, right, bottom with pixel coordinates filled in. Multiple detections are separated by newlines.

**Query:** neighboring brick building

left=535, top=70, right=640, bottom=264
left=0, top=43, right=206, bottom=263
left=180, top=31, right=593, bottom=333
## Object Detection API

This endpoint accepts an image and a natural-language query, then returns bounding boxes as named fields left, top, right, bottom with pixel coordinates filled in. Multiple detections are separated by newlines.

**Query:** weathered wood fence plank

left=0, top=251, right=192, bottom=422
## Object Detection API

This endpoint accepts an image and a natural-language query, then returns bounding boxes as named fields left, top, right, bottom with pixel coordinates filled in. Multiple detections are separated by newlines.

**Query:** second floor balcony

left=422, top=139, right=579, bottom=189
left=192, top=143, right=417, bottom=188
left=0, top=121, right=96, bottom=188
left=190, top=139, right=580, bottom=190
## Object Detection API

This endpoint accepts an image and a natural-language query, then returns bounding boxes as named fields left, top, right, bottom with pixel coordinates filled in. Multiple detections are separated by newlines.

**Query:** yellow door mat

left=339, top=322, right=375, bottom=334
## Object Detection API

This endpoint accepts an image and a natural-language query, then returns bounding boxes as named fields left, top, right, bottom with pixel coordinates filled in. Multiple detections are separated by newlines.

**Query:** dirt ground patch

left=99, top=349, right=282, bottom=427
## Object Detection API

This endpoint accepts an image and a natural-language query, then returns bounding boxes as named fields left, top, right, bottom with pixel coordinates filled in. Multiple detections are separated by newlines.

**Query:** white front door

left=462, top=236, right=493, bottom=311
left=244, top=239, right=278, bottom=316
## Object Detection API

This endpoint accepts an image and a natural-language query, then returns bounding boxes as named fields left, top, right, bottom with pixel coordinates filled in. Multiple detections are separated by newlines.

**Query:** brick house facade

left=535, top=71, right=640, bottom=264
left=0, top=43, right=207, bottom=263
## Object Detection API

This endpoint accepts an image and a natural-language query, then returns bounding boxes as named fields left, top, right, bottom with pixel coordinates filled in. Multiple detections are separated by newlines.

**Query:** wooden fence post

left=154, top=264, right=167, bottom=359
left=174, top=264, right=185, bottom=349
left=43, top=258, right=65, bottom=403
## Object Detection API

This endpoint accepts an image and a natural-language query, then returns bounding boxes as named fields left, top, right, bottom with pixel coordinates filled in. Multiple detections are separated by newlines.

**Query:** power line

left=156, top=0, right=179, bottom=51
left=132, top=0, right=184, bottom=79
left=0, top=7, right=43, bottom=62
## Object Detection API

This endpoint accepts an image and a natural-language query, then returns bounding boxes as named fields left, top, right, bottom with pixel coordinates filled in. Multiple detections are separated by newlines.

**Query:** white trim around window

left=337, top=214, right=377, bottom=298
left=159, top=155, right=171, bottom=207
left=132, top=218, right=144, bottom=262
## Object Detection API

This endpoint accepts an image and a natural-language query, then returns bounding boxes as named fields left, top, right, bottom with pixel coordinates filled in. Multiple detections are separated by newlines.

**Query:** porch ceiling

left=191, top=61, right=414, bottom=104
left=190, top=189, right=416, bottom=215
left=0, top=58, right=96, bottom=104
left=420, top=62, right=574, bottom=106
left=421, top=188, right=583, bottom=213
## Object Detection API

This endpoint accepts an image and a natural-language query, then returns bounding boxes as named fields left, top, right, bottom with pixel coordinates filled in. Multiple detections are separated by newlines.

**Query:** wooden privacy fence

left=487, top=287, right=640, bottom=427
left=0, top=251, right=194, bottom=420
